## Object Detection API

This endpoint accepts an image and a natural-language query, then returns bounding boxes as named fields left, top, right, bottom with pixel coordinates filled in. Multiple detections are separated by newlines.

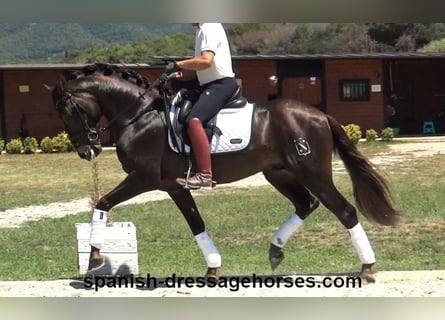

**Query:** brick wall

left=325, top=59, right=385, bottom=132
left=3, top=70, right=63, bottom=141
left=233, top=60, right=278, bottom=104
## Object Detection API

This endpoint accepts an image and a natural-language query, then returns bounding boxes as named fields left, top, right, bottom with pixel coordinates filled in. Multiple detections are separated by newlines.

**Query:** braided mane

left=63, top=63, right=152, bottom=89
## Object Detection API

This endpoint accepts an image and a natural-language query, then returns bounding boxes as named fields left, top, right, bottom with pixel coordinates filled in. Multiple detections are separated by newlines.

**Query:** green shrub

left=381, top=127, right=394, bottom=142
left=51, top=132, right=73, bottom=152
left=365, top=129, right=379, bottom=142
left=23, top=136, right=39, bottom=154
left=5, top=138, right=23, bottom=154
left=40, top=136, right=54, bottom=153
left=0, top=139, right=4, bottom=153
left=67, top=137, right=76, bottom=152
left=342, top=123, right=362, bottom=144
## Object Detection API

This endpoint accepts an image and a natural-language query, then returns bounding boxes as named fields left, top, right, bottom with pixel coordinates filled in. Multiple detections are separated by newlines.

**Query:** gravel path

left=0, top=173, right=269, bottom=228
left=1, top=136, right=445, bottom=297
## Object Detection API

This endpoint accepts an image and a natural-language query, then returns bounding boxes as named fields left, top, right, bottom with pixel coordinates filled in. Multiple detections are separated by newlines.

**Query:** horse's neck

left=80, top=77, right=159, bottom=130
left=102, top=93, right=160, bottom=132
left=97, top=88, right=147, bottom=120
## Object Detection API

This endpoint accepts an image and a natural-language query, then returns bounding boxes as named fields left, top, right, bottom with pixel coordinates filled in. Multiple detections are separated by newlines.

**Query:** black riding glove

left=165, top=61, right=180, bottom=75
left=159, top=73, right=170, bottom=84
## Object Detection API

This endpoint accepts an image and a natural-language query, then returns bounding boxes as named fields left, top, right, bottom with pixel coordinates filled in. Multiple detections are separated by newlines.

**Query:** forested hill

left=0, top=23, right=193, bottom=63
left=2, top=23, right=445, bottom=64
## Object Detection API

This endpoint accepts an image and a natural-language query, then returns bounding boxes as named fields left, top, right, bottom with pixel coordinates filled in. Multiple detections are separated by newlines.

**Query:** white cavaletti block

left=76, top=221, right=138, bottom=275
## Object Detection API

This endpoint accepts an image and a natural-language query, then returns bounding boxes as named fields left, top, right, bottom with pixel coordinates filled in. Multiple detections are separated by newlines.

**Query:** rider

left=164, top=23, right=238, bottom=189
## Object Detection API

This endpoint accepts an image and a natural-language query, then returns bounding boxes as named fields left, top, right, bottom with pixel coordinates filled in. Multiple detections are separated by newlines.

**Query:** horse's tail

left=326, top=115, right=402, bottom=226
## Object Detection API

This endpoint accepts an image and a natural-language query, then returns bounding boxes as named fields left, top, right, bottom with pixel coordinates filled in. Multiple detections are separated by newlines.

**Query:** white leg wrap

left=271, top=213, right=304, bottom=248
left=348, top=223, right=376, bottom=264
left=89, top=209, right=108, bottom=250
left=195, top=231, right=221, bottom=268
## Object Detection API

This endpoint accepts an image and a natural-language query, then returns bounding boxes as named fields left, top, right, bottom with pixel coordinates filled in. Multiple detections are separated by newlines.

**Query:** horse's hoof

left=269, top=244, right=284, bottom=271
left=360, top=263, right=376, bottom=283
left=205, top=267, right=219, bottom=285
left=87, top=256, right=105, bottom=272
left=361, top=270, right=376, bottom=283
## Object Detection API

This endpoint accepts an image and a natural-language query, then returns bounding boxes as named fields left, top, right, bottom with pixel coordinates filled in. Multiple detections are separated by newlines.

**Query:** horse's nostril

left=77, top=145, right=93, bottom=161
left=78, top=151, right=87, bottom=159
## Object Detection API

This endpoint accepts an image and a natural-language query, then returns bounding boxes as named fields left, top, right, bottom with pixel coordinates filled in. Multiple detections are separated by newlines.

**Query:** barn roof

left=156, top=52, right=445, bottom=61
left=2, top=52, right=445, bottom=70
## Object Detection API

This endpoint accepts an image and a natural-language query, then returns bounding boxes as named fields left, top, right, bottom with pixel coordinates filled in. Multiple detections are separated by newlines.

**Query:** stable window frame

left=339, top=79, right=370, bottom=101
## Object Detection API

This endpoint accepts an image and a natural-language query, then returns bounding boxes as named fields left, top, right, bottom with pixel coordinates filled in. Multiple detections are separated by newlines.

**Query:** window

left=339, top=79, right=370, bottom=101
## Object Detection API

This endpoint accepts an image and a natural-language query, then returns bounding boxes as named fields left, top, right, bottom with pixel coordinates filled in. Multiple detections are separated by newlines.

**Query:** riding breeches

left=184, top=77, right=238, bottom=127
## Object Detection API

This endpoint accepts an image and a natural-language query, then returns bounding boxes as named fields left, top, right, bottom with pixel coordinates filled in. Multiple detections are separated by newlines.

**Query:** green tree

left=45, top=23, right=445, bottom=65
left=62, top=33, right=194, bottom=64
left=367, top=23, right=445, bottom=51
left=419, top=38, right=445, bottom=52
left=226, top=23, right=270, bottom=37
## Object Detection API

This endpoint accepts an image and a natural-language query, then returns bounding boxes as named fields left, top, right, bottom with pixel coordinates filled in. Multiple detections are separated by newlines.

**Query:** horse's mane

left=61, top=63, right=166, bottom=113
left=63, top=63, right=152, bottom=89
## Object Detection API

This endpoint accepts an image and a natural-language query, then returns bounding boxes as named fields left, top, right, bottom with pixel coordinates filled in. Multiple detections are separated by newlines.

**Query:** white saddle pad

left=168, top=103, right=255, bottom=154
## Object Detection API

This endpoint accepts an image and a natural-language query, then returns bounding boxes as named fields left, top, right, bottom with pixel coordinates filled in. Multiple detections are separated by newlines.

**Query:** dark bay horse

left=48, top=64, right=402, bottom=282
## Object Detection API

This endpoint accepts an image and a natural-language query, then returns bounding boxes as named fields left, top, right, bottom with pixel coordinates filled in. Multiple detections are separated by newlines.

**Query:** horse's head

left=47, top=77, right=103, bottom=161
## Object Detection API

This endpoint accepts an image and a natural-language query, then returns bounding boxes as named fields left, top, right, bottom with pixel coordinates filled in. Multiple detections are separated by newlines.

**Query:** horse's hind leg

left=263, top=169, right=320, bottom=271
left=168, top=188, right=220, bottom=281
left=305, top=178, right=376, bottom=283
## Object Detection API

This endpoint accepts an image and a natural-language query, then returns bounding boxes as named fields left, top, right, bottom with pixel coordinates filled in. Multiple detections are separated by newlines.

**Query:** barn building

left=0, top=64, right=161, bottom=146
left=1, top=52, right=445, bottom=146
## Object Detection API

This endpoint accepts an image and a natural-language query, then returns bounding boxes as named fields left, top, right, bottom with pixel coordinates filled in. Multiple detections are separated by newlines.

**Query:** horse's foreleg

left=168, top=189, right=220, bottom=280
left=87, top=171, right=157, bottom=272
left=87, top=208, right=109, bottom=270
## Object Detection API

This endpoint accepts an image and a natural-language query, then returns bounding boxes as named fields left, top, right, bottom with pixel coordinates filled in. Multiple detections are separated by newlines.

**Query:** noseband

left=57, top=92, right=100, bottom=146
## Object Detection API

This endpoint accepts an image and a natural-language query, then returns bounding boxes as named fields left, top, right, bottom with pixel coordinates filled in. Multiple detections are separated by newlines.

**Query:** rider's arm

left=176, top=51, right=214, bottom=71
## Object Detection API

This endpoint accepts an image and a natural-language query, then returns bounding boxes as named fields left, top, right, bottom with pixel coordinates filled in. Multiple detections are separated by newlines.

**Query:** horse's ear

left=42, top=77, right=66, bottom=93
left=58, top=77, right=67, bottom=91
left=49, top=77, right=67, bottom=96
left=43, top=83, right=54, bottom=91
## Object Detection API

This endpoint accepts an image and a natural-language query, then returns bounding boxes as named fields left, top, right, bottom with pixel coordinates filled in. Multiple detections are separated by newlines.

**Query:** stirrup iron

left=184, top=159, right=193, bottom=190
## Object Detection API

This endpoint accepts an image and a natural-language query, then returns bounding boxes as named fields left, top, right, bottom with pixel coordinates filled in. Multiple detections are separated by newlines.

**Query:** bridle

left=57, top=92, right=100, bottom=147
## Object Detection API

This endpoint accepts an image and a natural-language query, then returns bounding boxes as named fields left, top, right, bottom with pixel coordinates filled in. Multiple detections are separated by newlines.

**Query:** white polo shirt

left=195, top=23, right=235, bottom=86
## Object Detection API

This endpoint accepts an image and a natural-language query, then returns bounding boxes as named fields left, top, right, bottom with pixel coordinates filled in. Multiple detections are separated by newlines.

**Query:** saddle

left=171, top=86, right=248, bottom=145
left=168, top=86, right=254, bottom=155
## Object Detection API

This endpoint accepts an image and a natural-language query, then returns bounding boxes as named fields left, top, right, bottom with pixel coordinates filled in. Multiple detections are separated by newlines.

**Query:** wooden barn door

left=276, top=60, right=325, bottom=111
left=0, top=72, right=5, bottom=141
left=392, top=60, right=445, bottom=134
left=281, top=76, right=322, bottom=107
